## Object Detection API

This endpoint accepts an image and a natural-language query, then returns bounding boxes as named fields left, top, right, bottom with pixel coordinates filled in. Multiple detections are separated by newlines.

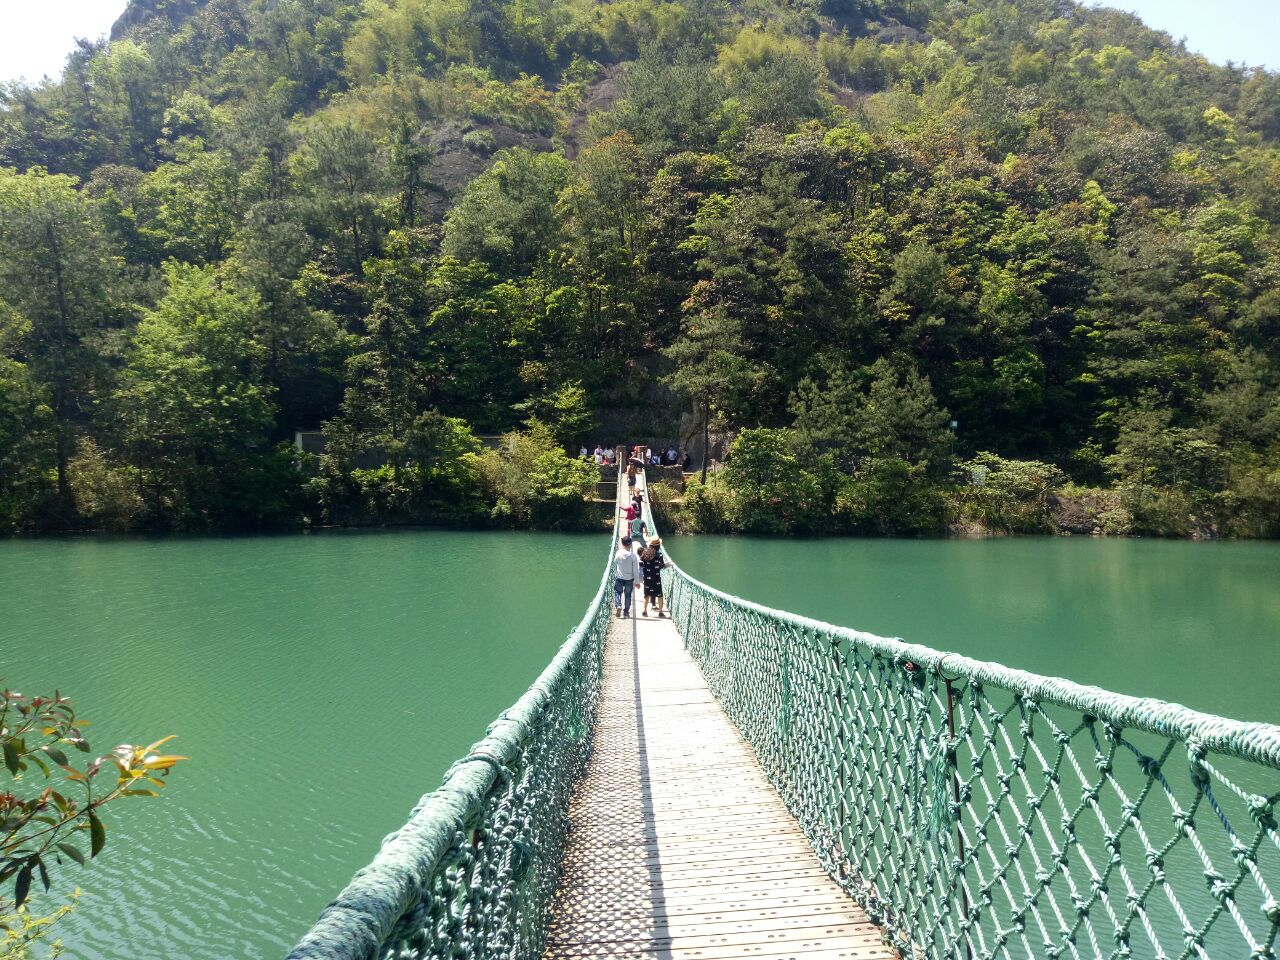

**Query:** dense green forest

left=1, top=0, right=1278, bottom=535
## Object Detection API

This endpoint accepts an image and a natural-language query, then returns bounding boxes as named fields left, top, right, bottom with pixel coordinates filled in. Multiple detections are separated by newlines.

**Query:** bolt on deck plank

left=543, top=607, right=895, bottom=960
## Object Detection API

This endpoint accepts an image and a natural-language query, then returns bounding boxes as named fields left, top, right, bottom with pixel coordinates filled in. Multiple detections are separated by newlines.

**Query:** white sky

left=1095, top=0, right=1277, bottom=69
left=0, top=0, right=129, bottom=85
left=0, top=0, right=1274, bottom=85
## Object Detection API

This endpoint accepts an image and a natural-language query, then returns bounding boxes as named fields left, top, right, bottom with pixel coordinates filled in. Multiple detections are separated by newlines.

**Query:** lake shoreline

left=4, top=512, right=1275, bottom=542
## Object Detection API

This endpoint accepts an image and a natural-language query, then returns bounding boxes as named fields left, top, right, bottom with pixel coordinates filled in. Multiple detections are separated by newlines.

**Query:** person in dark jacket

left=639, top=537, right=672, bottom=618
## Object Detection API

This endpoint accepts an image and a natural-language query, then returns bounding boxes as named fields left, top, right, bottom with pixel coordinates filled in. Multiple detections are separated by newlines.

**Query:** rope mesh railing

left=286, top=497, right=620, bottom=960
left=286, top=473, right=1280, bottom=960
left=642, top=492, right=1280, bottom=960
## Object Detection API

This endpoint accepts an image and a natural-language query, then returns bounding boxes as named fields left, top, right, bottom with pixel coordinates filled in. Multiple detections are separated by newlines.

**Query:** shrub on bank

left=950, top=452, right=1066, bottom=535
left=834, top=457, right=948, bottom=536
left=66, top=437, right=144, bottom=532
left=679, top=476, right=734, bottom=533
left=1123, top=484, right=1219, bottom=538
left=311, top=412, right=486, bottom=527
left=1223, top=464, right=1280, bottom=538
left=474, top=421, right=600, bottom=529
left=1047, top=485, right=1134, bottom=536
left=646, top=480, right=680, bottom=533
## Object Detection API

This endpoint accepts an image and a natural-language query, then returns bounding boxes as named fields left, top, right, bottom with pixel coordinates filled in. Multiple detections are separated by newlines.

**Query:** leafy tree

left=326, top=229, right=435, bottom=480
left=600, top=46, right=728, bottom=158
left=720, top=428, right=832, bottom=533
left=87, top=40, right=164, bottom=167
left=514, top=380, right=595, bottom=446
left=1106, top=397, right=1227, bottom=532
left=296, top=121, right=387, bottom=274
left=833, top=457, right=948, bottom=536
left=664, top=304, right=757, bottom=481
left=389, top=119, right=430, bottom=229
left=141, top=139, right=243, bottom=264
left=717, top=26, right=831, bottom=130
left=228, top=200, right=339, bottom=431
left=791, top=356, right=954, bottom=475
left=877, top=241, right=963, bottom=366
left=316, top=411, right=484, bottom=526
left=0, top=168, right=115, bottom=521
left=422, top=258, right=525, bottom=428
left=404, top=411, right=486, bottom=518
left=114, top=264, right=289, bottom=528
left=558, top=133, right=649, bottom=358
left=0, top=346, right=54, bottom=533
left=955, top=452, right=1067, bottom=533
left=442, top=149, right=570, bottom=275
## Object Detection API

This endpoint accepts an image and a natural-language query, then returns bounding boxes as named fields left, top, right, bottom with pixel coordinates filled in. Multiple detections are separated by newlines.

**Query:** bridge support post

left=944, top=676, right=973, bottom=960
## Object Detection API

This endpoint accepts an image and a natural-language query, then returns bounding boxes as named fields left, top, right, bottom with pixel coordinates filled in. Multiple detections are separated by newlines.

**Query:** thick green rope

left=286, top=491, right=622, bottom=960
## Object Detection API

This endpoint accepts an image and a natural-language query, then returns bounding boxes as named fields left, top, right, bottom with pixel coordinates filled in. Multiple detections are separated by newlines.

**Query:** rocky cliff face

left=110, top=0, right=207, bottom=40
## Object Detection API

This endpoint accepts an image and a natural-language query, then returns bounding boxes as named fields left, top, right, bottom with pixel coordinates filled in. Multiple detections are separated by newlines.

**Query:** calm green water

left=0, top=531, right=603, bottom=960
left=3, top=532, right=1279, bottom=958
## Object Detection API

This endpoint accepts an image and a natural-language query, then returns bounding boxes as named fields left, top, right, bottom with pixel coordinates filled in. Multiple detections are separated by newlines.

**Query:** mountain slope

left=110, top=0, right=208, bottom=40
left=0, top=0, right=1278, bottom=535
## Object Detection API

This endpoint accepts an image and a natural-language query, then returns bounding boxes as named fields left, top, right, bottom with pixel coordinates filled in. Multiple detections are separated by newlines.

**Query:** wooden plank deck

left=543, top=606, right=894, bottom=960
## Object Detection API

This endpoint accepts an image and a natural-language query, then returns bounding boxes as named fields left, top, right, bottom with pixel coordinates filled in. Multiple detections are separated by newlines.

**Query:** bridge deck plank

left=543, top=609, right=893, bottom=960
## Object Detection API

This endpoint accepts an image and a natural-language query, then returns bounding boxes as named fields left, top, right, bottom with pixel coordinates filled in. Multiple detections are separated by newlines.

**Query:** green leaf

left=56, top=843, right=85, bottom=867
left=13, top=862, right=31, bottom=908
left=2, top=740, right=19, bottom=775
left=36, top=856, right=49, bottom=892
left=89, top=811, right=106, bottom=858
left=43, top=745, right=68, bottom=766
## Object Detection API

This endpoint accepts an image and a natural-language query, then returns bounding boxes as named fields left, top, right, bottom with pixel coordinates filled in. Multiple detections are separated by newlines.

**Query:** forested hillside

left=1, top=0, right=1278, bottom=535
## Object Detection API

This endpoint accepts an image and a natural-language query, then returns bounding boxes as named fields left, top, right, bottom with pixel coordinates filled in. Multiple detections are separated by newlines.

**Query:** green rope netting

left=286, top=524, right=618, bottom=960
left=645, top=498, right=1280, bottom=960
left=289, top=480, right=1280, bottom=960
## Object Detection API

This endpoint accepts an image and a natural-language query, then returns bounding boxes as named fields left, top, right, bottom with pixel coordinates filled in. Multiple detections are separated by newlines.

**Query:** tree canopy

left=1, top=0, right=1278, bottom=535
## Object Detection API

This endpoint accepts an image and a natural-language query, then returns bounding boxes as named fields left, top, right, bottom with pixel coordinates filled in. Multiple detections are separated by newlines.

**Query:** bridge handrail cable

left=285, top=474, right=624, bottom=960
left=641, top=486, right=1280, bottom=960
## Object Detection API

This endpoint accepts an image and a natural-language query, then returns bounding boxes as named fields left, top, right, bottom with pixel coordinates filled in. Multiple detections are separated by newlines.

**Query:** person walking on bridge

left=613, top=536, right=641, bottom=619
left=621, top=497, right=644, bottom=541
left=640, top=537, right=672, bottom=618
left=626, top=492, right=646, bottom=542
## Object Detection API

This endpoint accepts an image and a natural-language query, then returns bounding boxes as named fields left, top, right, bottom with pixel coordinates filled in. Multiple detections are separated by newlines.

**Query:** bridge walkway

left=543, top=605, right=894, bottom=960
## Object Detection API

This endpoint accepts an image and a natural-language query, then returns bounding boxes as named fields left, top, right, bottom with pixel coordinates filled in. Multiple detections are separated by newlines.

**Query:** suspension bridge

left=287, top=472, right=1280, bottom=960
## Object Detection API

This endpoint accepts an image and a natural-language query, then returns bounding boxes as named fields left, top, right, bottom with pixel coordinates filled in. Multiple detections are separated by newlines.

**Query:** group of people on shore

left=581, top=444, right=691, bottom=470
left=613, top=486, right=672, bottom=619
